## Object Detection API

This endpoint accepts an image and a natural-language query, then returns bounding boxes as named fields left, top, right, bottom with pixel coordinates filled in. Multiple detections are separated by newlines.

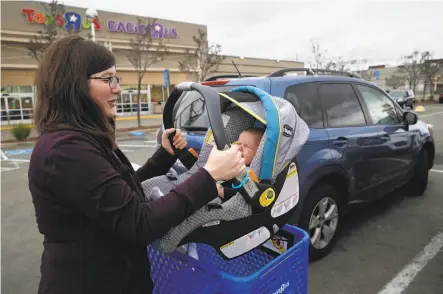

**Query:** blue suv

left=157, top=68, right=435, bottom=261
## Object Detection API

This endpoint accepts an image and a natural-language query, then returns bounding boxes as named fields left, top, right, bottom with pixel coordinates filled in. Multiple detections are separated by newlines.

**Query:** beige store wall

left=1, top=69, right=37, bottom=86
left=1, top=69, right=189, bottom=88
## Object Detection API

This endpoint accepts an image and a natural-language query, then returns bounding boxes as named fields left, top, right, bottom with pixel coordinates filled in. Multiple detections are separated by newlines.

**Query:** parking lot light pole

left=85, top=8, right=98, bottom=42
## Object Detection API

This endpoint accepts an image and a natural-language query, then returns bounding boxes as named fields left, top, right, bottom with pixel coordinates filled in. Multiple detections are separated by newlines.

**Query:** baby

left=148, top=127, right=264, bottom=259
left=217, top=127, right=264, bottom=199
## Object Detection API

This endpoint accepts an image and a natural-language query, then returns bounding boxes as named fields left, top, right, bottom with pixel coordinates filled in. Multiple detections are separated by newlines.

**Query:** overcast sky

left=58, top=0, right=443, bottom=69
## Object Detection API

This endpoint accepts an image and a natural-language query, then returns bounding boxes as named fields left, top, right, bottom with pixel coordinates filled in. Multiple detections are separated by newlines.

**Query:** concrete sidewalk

left=1, top=117, right=162, bottom=142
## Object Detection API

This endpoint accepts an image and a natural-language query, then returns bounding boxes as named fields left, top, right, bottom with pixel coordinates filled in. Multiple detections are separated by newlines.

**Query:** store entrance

left=1, top=92, right=34, bottom=125
left=117, top=90, right=150, bottom=116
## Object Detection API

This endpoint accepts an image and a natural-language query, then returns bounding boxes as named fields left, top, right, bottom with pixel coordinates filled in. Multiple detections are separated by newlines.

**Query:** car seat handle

left=188, top=83, right=229, bottom=150
left=162, top=88, right=198, bottom=169
left=164, top=82, right=229, bottom=151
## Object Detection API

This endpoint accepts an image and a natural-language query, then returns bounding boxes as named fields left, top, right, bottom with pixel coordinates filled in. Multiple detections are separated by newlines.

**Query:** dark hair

left=34, top=35, right=116, bottom=145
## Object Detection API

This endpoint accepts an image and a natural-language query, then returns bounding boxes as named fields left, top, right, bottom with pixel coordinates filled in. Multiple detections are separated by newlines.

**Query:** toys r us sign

left=21, top=8, right=101, bottom=32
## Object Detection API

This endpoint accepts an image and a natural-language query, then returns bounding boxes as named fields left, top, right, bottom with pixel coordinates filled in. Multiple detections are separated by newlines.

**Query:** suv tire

left=299, top=182, right=343, bottom=261
left=404, top=148, right=429, bottom=196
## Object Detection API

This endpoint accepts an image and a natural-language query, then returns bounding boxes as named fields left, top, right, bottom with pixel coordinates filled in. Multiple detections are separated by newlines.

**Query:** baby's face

left=237, top=131, right=262, bottom=165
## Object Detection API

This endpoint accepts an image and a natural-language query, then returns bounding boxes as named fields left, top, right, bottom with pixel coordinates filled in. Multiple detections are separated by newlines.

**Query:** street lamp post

left=85, top=8, right=98, bottom=42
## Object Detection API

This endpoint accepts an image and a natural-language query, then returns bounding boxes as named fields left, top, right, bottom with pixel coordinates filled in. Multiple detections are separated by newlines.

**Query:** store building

left=355, top=63, right=443, bottom=99
left=1, top=1, right=303, bottom=125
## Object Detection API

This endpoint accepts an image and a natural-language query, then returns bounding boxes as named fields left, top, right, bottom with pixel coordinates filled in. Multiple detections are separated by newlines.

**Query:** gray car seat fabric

left=141, top=94, right=309, bottom=255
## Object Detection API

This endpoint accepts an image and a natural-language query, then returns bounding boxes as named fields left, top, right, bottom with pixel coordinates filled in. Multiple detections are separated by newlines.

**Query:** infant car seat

left=141, top=83, right=309, bottom=259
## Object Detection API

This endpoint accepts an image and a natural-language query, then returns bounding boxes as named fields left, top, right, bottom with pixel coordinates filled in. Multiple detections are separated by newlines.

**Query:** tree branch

left=178, top=29, right=225, bottom=81
left=126, top=17, right=168, bottom=126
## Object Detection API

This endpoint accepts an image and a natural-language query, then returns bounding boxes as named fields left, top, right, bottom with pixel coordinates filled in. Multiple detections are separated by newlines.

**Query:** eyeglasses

left=89, top=76, right=122, bottom=89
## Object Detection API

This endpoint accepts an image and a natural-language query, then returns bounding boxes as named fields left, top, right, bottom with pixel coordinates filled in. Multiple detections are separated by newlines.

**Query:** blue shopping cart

left=148, top=224, right=309, bottom=294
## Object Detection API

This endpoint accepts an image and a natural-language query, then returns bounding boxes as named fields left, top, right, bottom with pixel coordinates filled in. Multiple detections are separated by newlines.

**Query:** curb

left=0, top=124, right=161, bottom=146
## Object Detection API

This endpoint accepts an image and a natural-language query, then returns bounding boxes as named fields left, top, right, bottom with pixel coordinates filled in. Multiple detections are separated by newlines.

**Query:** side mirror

left=403, top=111, right=418, bottom=125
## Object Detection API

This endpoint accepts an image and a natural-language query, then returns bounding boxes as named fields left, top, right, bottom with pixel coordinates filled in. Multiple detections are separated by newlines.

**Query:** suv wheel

left=299, top=182, right=343, bottom=261
left=404, top=148, right=429, bottom=196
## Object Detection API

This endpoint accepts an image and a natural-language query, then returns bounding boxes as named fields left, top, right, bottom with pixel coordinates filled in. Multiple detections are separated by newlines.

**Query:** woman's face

left=88, top=66, right=121, bottom=118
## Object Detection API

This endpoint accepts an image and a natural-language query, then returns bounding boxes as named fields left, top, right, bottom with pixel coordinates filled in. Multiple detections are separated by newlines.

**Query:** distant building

left=353, top=62, right=442, bottom=99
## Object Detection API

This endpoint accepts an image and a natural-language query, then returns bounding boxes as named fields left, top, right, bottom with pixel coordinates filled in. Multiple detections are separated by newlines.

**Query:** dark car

left=156, top=69, right=435, bottom=261
left=389, top=89, right=416, bottom=108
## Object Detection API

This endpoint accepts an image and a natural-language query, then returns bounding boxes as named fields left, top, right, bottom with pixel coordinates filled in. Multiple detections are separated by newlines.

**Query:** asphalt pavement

left=1, top=105, right=443, bottom=294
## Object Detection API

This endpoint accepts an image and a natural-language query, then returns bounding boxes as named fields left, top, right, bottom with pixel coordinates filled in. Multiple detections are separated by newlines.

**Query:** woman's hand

left=203, top=145, right=246, bottom=181
left=162, top=128, right=187, bottom=155
left=216, top=184, right=224, bottom=198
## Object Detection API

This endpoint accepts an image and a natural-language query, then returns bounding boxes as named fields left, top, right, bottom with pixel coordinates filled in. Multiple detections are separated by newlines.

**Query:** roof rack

left=267, top=68, right=361, bottom=79
left=204, top=74, right=258, bottom=81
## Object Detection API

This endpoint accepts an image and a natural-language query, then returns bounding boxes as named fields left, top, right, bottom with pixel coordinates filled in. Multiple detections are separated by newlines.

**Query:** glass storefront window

left=0, top=86, right=35, bottom=123
left=1, top=98, right=7, bottom=122
left=21, top=97, right=33, bottom=108
left=21, top=96, right=34, bottom=119
left=19, top=86, right=33, bottom=93
left=1, top=86, right=19, bottom=93
left=121, top=84, right=148, bottom=91
left=6, top=96, right=22, bottom=121
left=151, top=85, right=164, bottom=103
left=1, top=85, right=33, bottom=93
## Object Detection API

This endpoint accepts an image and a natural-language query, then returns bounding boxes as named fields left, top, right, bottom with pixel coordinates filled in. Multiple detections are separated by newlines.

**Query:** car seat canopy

left=141, top=85, right=309, bottom=259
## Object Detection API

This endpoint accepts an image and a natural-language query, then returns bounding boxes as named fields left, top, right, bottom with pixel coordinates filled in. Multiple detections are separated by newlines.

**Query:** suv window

left=284, top=83, right=323, bottom=128
left=356, top=84, right=401, bottom=125
left=319, top=83, right=366, bottom=127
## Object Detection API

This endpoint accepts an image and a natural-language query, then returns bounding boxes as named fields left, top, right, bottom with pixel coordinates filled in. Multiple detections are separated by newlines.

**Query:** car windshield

left=173, top=85, right=238, bottom=131
left=390, top=91, right=407, bottom=98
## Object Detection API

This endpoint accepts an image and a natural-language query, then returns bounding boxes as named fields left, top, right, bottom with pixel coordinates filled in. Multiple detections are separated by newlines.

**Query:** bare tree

left=127, top=17, right=167, bottom=126
left=385, top=75, right=404, bottom=90
left=397, top=50, right=422, bottom=93
left=328, top=57, right=351, bottom=71
left=419, top=51, right=442, bottom=100
left=25, top=0, right=75, bottom=63
left=360, top=69, right=374, bottom=81
left=309, top=41, right=351, bottom=71
left=178, top=29, right=225, bottom=82
left=310, top=41, right=329, bottom=69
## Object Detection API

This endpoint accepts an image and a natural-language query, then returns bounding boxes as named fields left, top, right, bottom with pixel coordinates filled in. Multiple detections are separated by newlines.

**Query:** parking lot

left=1, top=104, right=443, bottom=294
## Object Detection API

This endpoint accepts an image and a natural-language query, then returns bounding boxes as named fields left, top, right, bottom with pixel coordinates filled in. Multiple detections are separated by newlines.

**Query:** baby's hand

left=216, top=183, right=224, bottom=198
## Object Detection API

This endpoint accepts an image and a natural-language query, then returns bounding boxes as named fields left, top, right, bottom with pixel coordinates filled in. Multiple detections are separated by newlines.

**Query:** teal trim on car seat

left=231, top=86, right=281, bottom=180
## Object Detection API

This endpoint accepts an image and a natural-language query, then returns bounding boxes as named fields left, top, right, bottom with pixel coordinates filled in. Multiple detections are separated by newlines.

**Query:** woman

left=28, top=35, right=245, bottom=294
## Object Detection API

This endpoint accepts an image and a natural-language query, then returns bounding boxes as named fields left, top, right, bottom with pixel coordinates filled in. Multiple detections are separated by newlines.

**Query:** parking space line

left=431, top=169, right=443, bottom=173
left=120, top=149, right=135, bottom=152
left=377, top=229, right=443, bottom=294
left=1, top=159, right=30, bottom=163
left=1, top=150, right=8, bottom=160
left=420, top=111, right=443, bottom=118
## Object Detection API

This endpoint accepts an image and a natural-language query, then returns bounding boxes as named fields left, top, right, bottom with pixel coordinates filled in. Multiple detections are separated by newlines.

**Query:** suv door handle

left=333, top=137, right=348, bottom=146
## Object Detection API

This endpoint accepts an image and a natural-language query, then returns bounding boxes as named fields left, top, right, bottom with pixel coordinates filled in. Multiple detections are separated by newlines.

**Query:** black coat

left=28, top=130, right=217, bottom=294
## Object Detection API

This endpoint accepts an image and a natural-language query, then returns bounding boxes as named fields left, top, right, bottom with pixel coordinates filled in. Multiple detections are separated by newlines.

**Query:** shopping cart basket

left=148, top=224, right=309, bottom=294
